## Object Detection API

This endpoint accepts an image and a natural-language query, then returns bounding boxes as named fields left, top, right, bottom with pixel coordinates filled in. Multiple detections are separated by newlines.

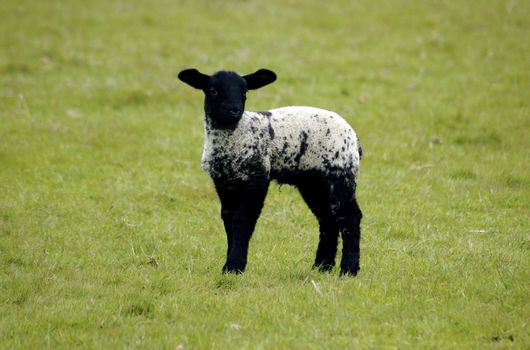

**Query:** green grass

left=1, top=0, right=529, bottom=348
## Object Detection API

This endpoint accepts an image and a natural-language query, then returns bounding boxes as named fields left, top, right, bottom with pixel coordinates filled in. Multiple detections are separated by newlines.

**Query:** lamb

left=178, top=68, right=363, bottom=276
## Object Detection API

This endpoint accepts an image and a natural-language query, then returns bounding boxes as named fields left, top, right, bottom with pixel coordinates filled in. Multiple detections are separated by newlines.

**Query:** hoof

left=339, top=264, right=359, bottom=277
left=312, top=262, right=335, bottom=272
left=222, top=260, right=246, bottom=274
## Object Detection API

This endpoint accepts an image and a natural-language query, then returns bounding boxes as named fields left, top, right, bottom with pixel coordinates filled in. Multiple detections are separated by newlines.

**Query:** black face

left=178, top=68, right=277, bottom=129
left=205, top=71, right=247, bottom=127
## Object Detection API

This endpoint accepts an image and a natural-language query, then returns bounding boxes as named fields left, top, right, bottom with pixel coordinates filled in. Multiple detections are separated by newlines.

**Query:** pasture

left=1, top=0, right=529, bottom=348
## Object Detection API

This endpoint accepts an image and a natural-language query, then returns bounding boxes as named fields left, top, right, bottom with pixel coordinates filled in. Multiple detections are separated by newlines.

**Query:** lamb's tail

left=357, top=137, right=363, bottom=160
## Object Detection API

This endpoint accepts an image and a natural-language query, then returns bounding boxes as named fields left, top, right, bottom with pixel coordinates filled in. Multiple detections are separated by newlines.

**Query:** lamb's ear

left=178, top=69, right=210, bottom=90
left=243, top=69, right=277, bottom=90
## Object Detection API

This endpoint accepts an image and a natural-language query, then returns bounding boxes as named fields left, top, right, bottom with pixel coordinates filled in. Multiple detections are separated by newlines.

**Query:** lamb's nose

left=229, top=109, right=241, bottom=116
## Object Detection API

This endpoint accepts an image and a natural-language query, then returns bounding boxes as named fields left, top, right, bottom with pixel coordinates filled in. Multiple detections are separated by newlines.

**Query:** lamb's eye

left=209, top=88, right=218, bottom=96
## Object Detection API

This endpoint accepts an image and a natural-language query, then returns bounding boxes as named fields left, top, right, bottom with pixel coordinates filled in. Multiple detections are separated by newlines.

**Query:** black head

left=178, top=68, right=277, bottom=128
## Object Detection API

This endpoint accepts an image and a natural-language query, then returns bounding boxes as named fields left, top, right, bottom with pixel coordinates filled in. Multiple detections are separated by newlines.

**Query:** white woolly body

left=202, top=106, right=361, bottom=182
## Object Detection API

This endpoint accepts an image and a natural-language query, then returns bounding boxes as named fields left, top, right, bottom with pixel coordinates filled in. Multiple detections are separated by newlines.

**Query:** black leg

left=215, top=184, right=240, bottom=259
left=313, top=219, right=339, bottom=271
left=216, top=178, right=269, bottom=274
left=328, top=176, right=362, bottom=276
left=296, top=175, right=339, bottom=272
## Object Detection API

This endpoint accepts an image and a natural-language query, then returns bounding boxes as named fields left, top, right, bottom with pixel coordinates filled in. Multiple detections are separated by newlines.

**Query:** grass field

left=1, top=0, right=529, bottom=348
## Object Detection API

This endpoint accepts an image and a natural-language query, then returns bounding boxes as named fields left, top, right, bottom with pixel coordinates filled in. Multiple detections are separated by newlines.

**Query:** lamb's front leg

left=216, top=178, right=269, bottom=274
left=215, top=184, right=240, bottom=259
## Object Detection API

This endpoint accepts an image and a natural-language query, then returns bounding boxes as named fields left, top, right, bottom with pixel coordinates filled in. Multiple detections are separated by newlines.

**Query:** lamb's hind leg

left=314, top=218, right=339, bottom=271
left=329, top=176, right=362, bottom=276
left=297, top=176, right=339, bottom=272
